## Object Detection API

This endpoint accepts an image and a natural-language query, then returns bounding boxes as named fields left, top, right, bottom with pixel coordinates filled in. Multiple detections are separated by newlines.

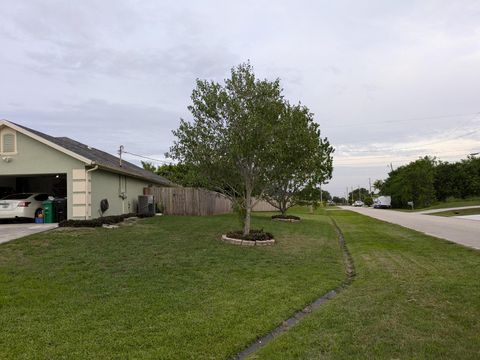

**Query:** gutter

left=85, top=164, right=99, bottom=219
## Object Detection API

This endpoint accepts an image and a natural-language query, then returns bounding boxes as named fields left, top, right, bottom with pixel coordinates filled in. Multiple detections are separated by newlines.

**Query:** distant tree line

left=376, top=156, right=480, bottom=208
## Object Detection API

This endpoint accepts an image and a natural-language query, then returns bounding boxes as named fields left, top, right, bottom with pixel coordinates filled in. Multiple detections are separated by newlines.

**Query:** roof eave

left=0, top=119, right=93, bottom=165
left=95, top=163, right=174, bottom=186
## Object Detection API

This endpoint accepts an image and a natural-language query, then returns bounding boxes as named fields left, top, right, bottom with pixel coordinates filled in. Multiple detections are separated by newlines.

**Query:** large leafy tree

left=263, top=103, right=334, bottom=215
left=377, top=155, right=480, bottom=208
left=348, top=187, right=370, bottom=203
left=168, top=63, right=286, bottom=235
left=142, top=162, right=208, bottom=188
left=380, top=156, right=437, bottom=208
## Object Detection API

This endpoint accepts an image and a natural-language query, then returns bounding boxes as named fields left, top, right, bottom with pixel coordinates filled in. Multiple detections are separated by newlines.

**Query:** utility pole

left=369, top=178, right=372, bottom=195
left=118, top=145, right=124, bottom=167
left=358, top=185, right=361, bottom=201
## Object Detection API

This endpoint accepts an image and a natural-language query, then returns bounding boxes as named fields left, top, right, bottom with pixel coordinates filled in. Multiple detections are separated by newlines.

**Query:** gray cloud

left=2, top=99, right=181, bottom=158
left=1, top=0, right=479, bottom=195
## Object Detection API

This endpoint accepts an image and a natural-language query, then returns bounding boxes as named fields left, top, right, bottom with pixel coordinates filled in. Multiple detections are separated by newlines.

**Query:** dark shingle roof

left=12, top=122, right=173, bottom=186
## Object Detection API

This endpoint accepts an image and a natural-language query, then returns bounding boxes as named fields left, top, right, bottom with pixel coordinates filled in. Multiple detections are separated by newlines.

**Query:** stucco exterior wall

left=90, top=169, right=151, bottom=218
left=0, top=131, right=86, bottom=219
left=1, top=126, right=156, bottom=220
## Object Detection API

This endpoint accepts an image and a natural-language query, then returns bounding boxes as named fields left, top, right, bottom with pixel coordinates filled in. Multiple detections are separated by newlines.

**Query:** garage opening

left=0, top=174, right=67, bottom=198
left=0, top=174, right=67, bottom=222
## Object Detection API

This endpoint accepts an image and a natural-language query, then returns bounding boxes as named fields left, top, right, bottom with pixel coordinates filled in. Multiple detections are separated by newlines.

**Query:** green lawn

left=430, top=207, right=480, bottom=217
left=422, top=197, right=480, bottom=210
left=0, top=212, right=344, bottom=359
left=2, top=210, right=479, bottom=359
left=251, top=210, right=480, bottom=359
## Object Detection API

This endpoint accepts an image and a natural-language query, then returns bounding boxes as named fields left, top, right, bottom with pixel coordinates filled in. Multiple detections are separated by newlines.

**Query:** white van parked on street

left=373, top=196, right=391, bottom=209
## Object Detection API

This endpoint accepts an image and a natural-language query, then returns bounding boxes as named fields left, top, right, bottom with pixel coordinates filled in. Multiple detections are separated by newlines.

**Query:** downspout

left=85, top=164, right=99, bottom=219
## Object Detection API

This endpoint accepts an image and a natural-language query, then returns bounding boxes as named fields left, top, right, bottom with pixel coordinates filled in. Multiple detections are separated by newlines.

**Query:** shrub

left=225, top=229, right=274, bottom=241
left=364, top=196, right=373, bottom=206
left=59, top=213, right=154, bottom=228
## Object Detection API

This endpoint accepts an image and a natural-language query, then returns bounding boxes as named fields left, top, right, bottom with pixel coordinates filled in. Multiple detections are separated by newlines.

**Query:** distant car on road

left=353, top=200, right=364, bottom=207
left=0, top=193, right=51, bottom=220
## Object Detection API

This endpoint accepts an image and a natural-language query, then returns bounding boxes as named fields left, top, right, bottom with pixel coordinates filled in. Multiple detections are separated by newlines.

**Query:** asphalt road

left=0, top=223, right=58, bottom=245
left=341, top=206, right=480, bottom=250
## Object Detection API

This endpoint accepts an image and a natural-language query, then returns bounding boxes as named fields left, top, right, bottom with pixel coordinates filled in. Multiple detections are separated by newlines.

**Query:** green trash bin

left=42, top=200, right=55, bottom=223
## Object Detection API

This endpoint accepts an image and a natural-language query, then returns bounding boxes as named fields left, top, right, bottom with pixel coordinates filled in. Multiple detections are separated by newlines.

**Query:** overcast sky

left=1, top=1, right=479, bottom=196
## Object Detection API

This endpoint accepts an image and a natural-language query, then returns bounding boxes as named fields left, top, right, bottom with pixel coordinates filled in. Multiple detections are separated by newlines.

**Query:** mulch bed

left=221, top=229, right=275, bottom=246
left=271, top=214, right=301, bottom=222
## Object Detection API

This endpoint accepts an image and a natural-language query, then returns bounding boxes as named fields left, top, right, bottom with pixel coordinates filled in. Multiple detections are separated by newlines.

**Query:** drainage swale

left=230, top=217, right=355, bottom=360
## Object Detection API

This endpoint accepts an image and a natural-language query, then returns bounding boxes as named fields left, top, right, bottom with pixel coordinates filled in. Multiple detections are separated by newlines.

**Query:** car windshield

left=1, top=193, right=33, bottom=200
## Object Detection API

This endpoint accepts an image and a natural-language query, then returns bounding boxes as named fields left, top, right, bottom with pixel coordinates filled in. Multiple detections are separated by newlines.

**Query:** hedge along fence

left=145, top=187, right=278, bottom=216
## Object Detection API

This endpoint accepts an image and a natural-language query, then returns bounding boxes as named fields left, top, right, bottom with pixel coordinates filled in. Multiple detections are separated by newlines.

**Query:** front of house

left=0, top=119, right=172, bottom=220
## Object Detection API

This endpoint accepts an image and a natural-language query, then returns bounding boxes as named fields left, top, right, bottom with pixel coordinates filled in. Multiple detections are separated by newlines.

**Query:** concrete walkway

left=0, top=223, right=58, bottom=245
left=340, top=206, right=480, bottom=250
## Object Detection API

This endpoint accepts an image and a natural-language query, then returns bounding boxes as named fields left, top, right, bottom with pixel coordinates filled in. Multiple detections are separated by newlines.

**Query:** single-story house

left=0, top=119, right=172, bottom=220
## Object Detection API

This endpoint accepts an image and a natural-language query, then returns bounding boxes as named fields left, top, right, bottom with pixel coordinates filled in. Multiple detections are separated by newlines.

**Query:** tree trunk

left=280, top=200, right=287, bottom=216
left=243, top=185, right=252, bottom=236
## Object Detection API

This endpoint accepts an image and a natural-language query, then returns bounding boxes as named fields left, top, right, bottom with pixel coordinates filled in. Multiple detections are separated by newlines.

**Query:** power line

left=325, top=111, right=479, bottom=128
left=122, top=150, right=173, bottom=164
left=336, top=124, right=480, bottom=154
left=334, top=150, right=476, bottom=166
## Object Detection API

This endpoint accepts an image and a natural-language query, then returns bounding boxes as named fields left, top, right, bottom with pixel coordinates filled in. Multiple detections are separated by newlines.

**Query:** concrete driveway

left=341, top=206, right=480, bottom=250
left=0, top=223, right=58, bottom=245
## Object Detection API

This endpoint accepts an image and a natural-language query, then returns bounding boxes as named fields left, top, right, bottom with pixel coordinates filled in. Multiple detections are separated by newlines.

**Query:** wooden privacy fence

left=252, top=198, right=278, bottom=212
left=145, top=187, right=279, bottom=216
left=147, top=187, right=232, bottom=216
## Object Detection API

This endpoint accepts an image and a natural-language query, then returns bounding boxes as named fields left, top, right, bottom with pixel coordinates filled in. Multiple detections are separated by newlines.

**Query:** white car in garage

left=0, top=193, right=51, bottom=219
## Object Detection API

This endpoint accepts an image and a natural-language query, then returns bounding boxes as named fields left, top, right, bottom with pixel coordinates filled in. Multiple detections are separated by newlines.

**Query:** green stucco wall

left=0, top=130, right=85, bottom=219
left=90, top=170, right=151, bottom=217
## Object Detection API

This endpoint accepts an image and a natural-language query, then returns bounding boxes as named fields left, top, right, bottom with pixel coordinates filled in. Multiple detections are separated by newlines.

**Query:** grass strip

left=251, top=210, right=480, bottom=359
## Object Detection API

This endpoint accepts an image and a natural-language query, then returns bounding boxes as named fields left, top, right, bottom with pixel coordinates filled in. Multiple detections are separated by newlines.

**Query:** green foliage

left=168, top=62, right=332, bottom=234
left=380, top=156, right=436, bottom=208
left=434, top=157, right=480, bottom=201
left=59, top=213, right=153, bottom=227
left=141, top=161, right=157, bottom=173
left=263, top=103, right=334, bottom=215
left=332, top=196, right=347, bottom=204
left=141, top=162, right=208, bottom=188
left=363, top=196, right=373, bottom=206
left=377, top=156, right=480, bottom=208
left=372, top=179, right=384, bottom=192
left=347, top=187, right=370, bottom=203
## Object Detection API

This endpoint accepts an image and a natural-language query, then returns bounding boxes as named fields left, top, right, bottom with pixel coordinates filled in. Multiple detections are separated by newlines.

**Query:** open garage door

left=0, top=174, right=67, bottom=198
left=0, top=174, right=67, bottom=222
